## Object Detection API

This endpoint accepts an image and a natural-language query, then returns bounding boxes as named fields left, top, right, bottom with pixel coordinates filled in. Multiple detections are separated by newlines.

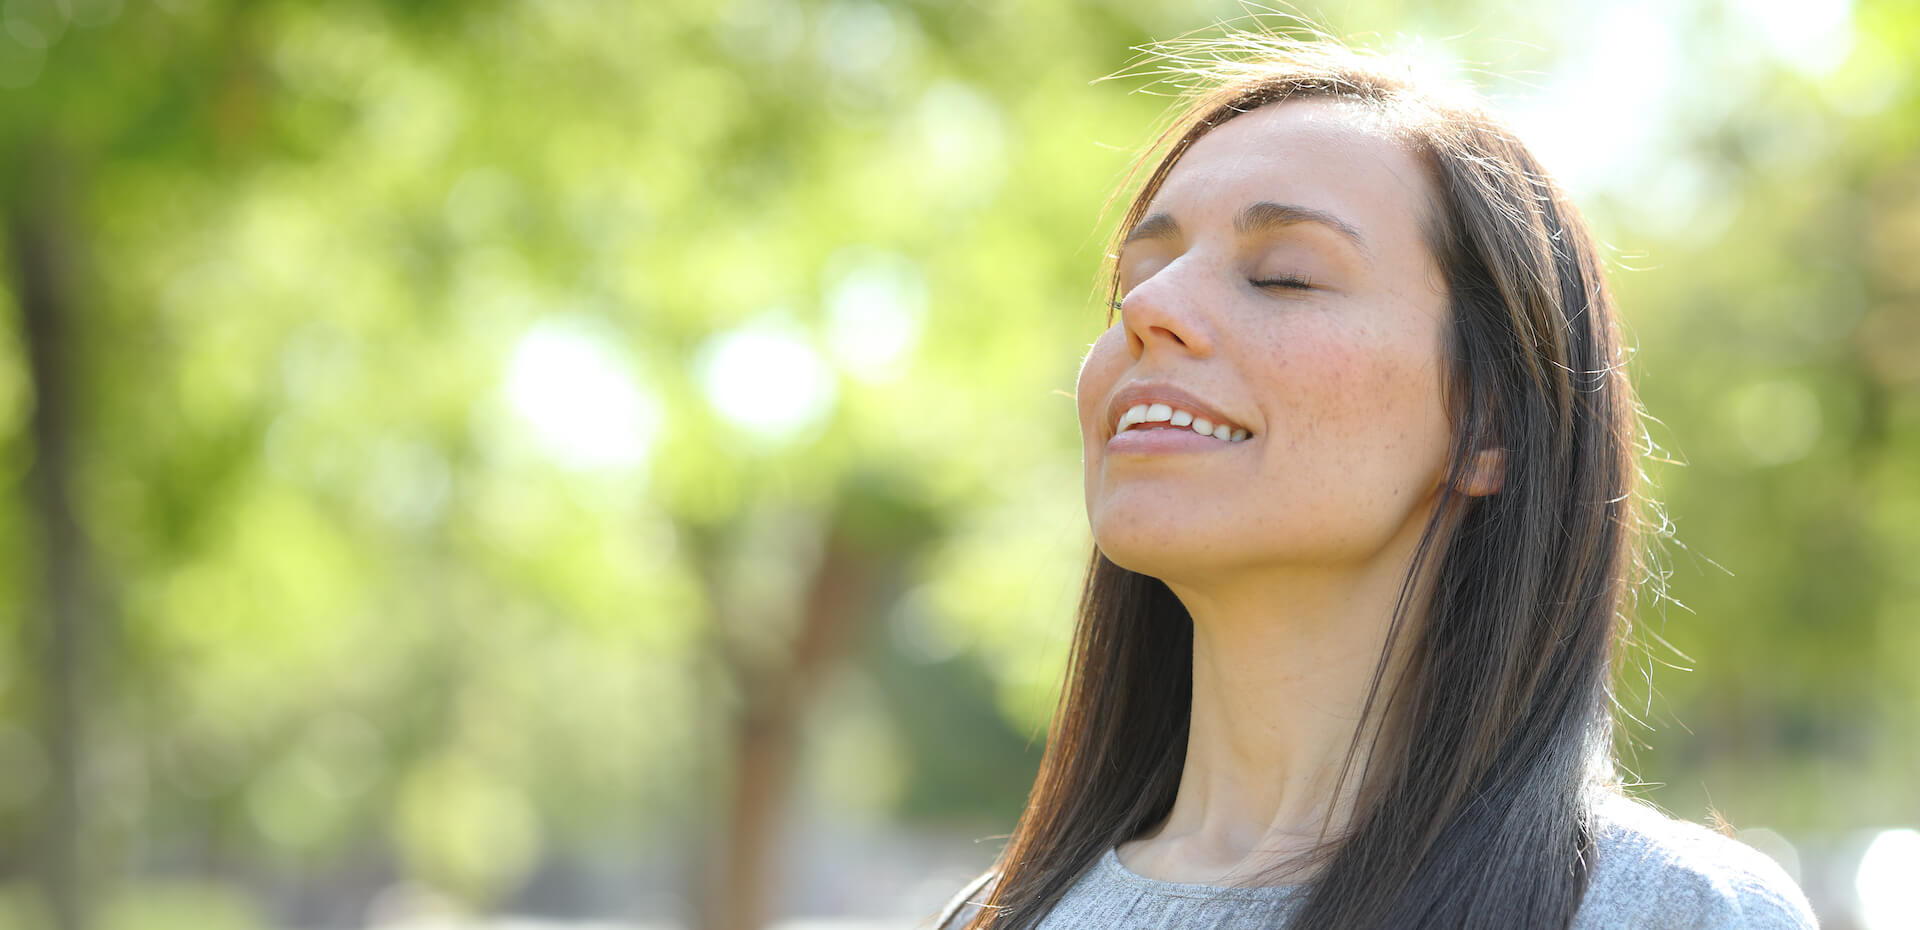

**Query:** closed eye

left=1252, top=274, right=1315, bottom=291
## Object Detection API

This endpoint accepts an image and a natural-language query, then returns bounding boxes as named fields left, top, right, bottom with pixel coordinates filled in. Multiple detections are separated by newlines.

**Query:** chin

left=1089, top=510, right=1228, bottom=586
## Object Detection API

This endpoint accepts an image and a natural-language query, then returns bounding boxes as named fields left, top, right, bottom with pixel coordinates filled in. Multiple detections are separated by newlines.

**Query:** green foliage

left=0, top=0, right=1914, bottom=921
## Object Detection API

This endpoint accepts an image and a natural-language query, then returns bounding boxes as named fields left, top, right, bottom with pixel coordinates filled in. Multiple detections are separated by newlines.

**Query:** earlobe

left=1455, top=448, right=1506, bottom=497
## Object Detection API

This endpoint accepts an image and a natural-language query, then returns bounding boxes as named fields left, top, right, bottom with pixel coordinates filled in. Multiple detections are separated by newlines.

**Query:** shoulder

left=1576, top=791, right=1819, bottom=930
left=926, top=868, right=999, bottom=930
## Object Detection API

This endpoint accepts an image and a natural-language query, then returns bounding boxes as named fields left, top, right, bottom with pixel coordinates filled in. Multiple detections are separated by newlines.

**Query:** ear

left=1453, top=448, right=1506, bottom=497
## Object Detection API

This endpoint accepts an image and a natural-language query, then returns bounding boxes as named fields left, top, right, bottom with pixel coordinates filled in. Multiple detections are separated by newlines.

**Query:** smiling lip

left=1107, top=425, right=1243, bottom=455
left=1104, top=383, right=1250, bottom=440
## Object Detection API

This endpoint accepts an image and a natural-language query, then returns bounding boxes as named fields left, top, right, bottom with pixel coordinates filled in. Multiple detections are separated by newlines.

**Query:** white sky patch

left=824, top=248, right=927, bottom=383
left=1505, top=2, right=1680, bottom=199
left=697, top=315, right=837, bottom=442
left=504, top=316, right=659, bottom=471
left=1381, top=34, right=1472, bottom=101
left=1734, top=0, right=1855, bottom=75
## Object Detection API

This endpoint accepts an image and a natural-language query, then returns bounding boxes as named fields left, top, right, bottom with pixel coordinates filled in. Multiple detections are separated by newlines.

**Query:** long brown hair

left=962, top=34, right=1642, bottom=930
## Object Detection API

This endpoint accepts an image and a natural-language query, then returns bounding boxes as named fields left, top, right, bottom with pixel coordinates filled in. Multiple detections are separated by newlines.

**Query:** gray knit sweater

left=931, top=792, right=1818, bottom=929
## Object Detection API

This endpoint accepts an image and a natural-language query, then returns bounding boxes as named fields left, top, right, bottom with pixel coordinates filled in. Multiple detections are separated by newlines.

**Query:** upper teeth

left=1117, top=403, right=1251, bottom=442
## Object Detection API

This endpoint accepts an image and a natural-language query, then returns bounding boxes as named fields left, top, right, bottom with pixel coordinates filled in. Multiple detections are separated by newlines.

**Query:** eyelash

left=1107, top=274, right=1316, bottom=311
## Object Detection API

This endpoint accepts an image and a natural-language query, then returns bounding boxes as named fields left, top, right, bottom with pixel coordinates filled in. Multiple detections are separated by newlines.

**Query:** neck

left=1119, top=554, right=1422, bottom=885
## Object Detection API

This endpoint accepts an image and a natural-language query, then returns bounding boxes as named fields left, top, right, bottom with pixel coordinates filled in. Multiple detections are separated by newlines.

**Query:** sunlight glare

left=825, top=248, right=927, bottom=383
left=1734, top=0, right=1854, bottom=75
left=504, top=316, right=660, bottom=471
left=1857, top=828, right=1920, bottom=930
left=698, top=316, right=838, bottom=442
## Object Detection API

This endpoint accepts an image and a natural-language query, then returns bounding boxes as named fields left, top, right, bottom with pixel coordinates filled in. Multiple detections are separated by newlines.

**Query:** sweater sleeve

left=1576, top=794, right=1819, bottom=930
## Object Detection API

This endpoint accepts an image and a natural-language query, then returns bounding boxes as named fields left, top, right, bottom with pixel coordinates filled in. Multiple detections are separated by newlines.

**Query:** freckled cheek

left=1261, top=341, right=1435, bottom=464
left=1347, top=351, right=1451, bottom=488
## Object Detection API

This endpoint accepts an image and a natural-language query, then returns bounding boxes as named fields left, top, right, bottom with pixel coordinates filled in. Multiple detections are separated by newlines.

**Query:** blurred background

left=0, top=0, right=1916, bottom=928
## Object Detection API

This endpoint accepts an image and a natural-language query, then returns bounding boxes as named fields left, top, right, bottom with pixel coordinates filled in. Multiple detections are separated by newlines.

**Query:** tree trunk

left=698, top=523, right=875, bottom=930
left=9, top=147, right=95, bottom=930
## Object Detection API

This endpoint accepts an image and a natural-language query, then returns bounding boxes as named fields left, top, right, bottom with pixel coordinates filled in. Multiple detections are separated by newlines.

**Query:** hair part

left=962, top=32, right=1643, bottom=930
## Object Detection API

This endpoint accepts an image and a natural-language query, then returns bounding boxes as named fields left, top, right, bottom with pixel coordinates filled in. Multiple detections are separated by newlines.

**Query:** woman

left=932, top=34, right=1817, bottom=930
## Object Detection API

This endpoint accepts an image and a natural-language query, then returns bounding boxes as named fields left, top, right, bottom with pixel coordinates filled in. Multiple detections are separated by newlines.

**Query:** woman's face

left=1077, top=99, right=1456, bottom=588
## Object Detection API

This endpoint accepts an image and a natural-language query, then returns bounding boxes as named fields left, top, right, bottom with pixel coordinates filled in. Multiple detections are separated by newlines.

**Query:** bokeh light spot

left=908, top=80, right=1007, bottom=207
left=3, top=0, right=65, bottom=50
left=697, top=315, right=837, bottom=442
left=818, top=0, right=900, bottom=80
left=824, top=248, right=927, bottom=383
left=1735, top=0, right=1854, bottom=74
left=504, top=316, right=661, bottom=471
left=1856, top=828, right=1920, bottom=930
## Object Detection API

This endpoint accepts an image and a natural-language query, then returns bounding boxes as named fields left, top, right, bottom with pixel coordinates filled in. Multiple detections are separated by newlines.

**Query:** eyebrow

left=1122, top=201, right=1371, bottom=258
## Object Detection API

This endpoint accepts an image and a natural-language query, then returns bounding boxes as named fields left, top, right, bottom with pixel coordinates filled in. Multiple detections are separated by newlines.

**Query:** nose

left=1118, top=260, right=1215, bottom=360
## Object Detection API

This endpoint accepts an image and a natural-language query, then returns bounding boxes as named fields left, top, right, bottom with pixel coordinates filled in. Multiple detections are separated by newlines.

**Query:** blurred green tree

left=0, top=1, right=1913, bottom=929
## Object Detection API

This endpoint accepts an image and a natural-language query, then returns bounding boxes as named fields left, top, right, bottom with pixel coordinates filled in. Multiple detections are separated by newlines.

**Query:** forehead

left=1146, top=99, right=1436, bottom=252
